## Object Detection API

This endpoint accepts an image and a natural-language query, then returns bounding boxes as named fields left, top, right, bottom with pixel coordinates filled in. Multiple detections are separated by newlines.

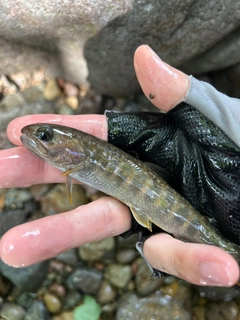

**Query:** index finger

left=7, top=113, right=108, bottom=146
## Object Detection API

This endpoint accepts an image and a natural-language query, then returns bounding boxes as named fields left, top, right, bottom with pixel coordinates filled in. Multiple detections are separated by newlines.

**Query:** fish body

left=20, top=124, right=240, bottom=262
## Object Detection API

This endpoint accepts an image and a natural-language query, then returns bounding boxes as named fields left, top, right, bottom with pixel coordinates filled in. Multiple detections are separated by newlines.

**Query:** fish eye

left=36, top=127, right=54, bottom=141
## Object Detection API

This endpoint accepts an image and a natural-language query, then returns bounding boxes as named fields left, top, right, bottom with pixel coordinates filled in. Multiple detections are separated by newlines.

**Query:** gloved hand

left=106, top=102, right=240, bottom=246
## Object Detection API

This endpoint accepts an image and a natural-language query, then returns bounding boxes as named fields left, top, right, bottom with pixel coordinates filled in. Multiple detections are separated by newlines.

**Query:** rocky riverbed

left=1, top=72, right=240, bottom=320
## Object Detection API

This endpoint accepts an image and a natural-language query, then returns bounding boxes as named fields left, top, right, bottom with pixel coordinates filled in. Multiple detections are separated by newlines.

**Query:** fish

left=20, top=123, right=240, bottom=264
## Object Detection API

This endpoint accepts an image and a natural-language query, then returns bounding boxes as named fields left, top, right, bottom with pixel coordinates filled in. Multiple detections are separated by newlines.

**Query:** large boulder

left=1, top=0, right=240, bottom=95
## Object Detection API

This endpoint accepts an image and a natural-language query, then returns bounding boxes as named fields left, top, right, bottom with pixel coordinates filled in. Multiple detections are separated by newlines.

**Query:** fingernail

left=199, top=261, right=233, bottom=286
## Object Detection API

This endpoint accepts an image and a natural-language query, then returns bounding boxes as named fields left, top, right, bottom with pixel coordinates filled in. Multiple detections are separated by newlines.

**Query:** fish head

left=20, top=124, right=86, bottom=170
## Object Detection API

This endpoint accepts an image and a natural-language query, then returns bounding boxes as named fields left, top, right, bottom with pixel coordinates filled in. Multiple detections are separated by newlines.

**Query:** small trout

left=21, top=124, right=240, bottom=263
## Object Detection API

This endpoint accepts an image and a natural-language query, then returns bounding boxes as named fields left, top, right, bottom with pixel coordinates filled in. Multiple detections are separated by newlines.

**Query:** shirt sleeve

left=184, top=75, right=240, bottom=148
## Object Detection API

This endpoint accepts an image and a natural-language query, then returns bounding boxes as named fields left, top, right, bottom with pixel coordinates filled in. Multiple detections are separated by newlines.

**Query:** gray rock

left=181, top=27, right=240, bottom=75
left=116, top=292, right=191, bottom=320
left=66, top=268, right=102, bottom=295
left=0, top=302, right=26, bottom=320
left=0, top=260, right=50, bottom=292
left=24, top=301, right=51, bottom=320
left=1, top=1, right=240, bottom=95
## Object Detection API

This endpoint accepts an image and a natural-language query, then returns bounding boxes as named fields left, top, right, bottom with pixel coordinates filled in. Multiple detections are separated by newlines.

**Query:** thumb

left=134, top=45, right=190, bottom=112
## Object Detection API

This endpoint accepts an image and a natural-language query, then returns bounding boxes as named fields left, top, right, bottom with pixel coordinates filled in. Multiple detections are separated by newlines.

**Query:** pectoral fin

left=130, top=207, right=152, bottom=232
left=62, top=168, right=80, bottom=176
left=66, top=174, right=73, bottom=204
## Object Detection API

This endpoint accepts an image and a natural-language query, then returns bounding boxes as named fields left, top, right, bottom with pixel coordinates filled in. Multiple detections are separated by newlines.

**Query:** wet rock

left=25, top=301, right=51, bottom=320
left=66, top=268, right=102, bottom=295
left=135, top=258, right=163, bottom=296
left=40, top=184, right=88, bottom=215
left=0, top=302, right=26, bottom=320
left=78, top=237, right=115, bottom=262
left=0, top=260, right=49, bottom=292
left=56, top=249, right=78, bottom=266
left=63, top=289, right=82, bottom=310
left=115, top=249, right=138, bottom=264
left=43, top=293, right=62, bottom=314
left=116, top=292, right=191, bottom=320
left=0, top=86, right=54, bottom=131
left=97, top=280, right=117, bottom=304
left=105, top=264, right=132, bottom=289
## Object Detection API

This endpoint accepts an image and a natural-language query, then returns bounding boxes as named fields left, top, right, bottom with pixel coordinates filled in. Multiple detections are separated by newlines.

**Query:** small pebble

left=63, top=289, right=82, bottom=310
left=0, top=302, right=26, bottom=320
left=79, top=237, right=115, bottom=261
left=66, top=268, right=102, bottom=295
left=56, top=249, right=78, bottom=266
left=97, top=280, right=117, bottom=304
left=9, top=72, right=31, bottom=90
left=105, top=264, right=132, bottom=289
left=24, top=300, right=50, bottom=320
left=44, top=293, right=62, bottom=314
left=64, top=96, right=78, bottom=109
left=43, top=79, right=62, bottom=100
left=49, top=283, right=66, bottom=298
left=116, top=249, right=138, bottom=264
left=64, top=82, right=79, bottom=96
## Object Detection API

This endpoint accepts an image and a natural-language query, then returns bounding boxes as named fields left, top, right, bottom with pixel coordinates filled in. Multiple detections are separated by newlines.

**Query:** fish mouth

left=20, top=131, right=49, bottom=158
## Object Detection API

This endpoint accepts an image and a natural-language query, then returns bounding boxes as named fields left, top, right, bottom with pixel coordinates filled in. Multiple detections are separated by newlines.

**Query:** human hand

left=0, top=45, right=239, bottom=287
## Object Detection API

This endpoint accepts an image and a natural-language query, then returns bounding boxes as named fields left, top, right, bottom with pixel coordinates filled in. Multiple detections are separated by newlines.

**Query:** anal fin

left=130, top=207, right=152, bottom=232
